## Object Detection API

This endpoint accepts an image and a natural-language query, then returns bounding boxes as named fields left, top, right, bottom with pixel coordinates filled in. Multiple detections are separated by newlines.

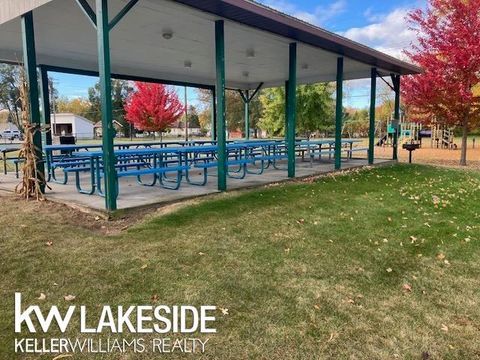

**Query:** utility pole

left=49, top=78, right=58, bottom=136
left=184, top=86, right=189, bottom=142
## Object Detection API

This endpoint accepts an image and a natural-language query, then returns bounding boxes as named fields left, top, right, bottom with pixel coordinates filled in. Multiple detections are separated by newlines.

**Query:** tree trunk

left=460, top=120, right=468, bottom=166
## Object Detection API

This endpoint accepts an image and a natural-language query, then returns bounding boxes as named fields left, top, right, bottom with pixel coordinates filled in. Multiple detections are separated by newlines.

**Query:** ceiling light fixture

left=184, top=60, right=192, bottom=68
left=162, top=29, right=173, bottom=40
left=242, top=71, right=250, bottom=78
left=301, top=63, right=309, bottom=70
left=246, top=49, right=255, bottom=59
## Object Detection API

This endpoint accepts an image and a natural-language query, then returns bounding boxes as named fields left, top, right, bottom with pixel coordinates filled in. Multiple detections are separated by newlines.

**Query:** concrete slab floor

left=0, top=158, right=394, bottom=212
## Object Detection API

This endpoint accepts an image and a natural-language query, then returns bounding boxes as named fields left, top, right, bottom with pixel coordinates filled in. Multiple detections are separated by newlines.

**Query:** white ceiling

left=0, top=0, right=395, bottom=89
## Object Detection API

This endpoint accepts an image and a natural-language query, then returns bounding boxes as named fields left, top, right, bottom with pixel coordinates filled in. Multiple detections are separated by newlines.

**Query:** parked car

left=0, top=129, right=23, bottom=140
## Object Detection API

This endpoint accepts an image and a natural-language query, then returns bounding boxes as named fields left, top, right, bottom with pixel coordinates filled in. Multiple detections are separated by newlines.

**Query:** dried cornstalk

left=15, top=71, right=49, bottom=200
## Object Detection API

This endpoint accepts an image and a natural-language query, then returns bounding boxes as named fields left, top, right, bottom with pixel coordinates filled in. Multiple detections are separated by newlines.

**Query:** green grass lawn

left=1, top=164, right=479, bottom=359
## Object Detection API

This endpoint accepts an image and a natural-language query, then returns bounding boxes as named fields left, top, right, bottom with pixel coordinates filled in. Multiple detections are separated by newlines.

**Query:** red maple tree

left=124, top=82, right=184, bottom=134
left=402, top=0, right=480, bottom=165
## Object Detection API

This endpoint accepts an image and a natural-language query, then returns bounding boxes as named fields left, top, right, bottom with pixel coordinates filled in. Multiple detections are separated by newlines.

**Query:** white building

left=51, top=113, right=94, bottom=140
left=169, top=126, right=203, bottom=137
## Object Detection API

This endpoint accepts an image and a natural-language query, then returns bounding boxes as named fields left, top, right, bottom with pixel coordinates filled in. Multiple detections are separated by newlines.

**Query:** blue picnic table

left=44, top=139, right=368, bottom=197
left=66, top=141, right=282, bottom=195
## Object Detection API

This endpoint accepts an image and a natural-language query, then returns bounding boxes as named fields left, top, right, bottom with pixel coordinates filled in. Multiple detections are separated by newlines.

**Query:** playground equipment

left=430, top=124, right=457, bottom=149
left=377, top=117, right=422, bottom=147
left=377, top=114, right=458, bottom=149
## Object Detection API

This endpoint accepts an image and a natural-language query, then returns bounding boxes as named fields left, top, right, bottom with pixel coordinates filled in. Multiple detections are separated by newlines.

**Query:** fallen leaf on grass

left=45, top=241, right=53, bottom=247
left=327, top=332, right=339, bottom=343
left=53, top=355, right=73, bottom=360
left=198, top=252, right=206, bottom=256
left=403, top=284, right=412, bottom=292
left=37, top=293, right=46, bottom=300
left=313, top=304, right=321, bottom=310
left=151, top=294, right=159, bottom=303
left=422, top=351, right=431, bottom=360
left=140, top=264, right=148, bottom=270
left=64, top=295, right=76, bottom=302
left=220, top=308, right=229, bottom=316
left=441, top=324, right=449, bottom=332
left=436, top=253, right=446, bottom=261
left=386, top=268, right=393, bottom=273
left=296, top=219, right=305, bottom=225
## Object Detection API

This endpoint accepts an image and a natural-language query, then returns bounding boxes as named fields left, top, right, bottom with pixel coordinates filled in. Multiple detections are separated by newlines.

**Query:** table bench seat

left=117, top=165, right=189, bottom=178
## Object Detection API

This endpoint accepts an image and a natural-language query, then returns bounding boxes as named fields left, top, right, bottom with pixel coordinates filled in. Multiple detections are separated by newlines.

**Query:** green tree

left=197, top=88, right=263, bottom=136
left=186, top=105, right=200, bottom=128
left=258, top=87, right=285, bottom=136
left=259, top=84, right=335, bottom=137
left=0, top=64, right=22, bottom=130
left=297, top=84, right=335, bottom=137
left=343, top=108, right=369, bottom=137
left=56, top=97, right=91, bottom=118
left=196, top=89, right=214, bottom=133
left=88, top=80, right=133, bottom=136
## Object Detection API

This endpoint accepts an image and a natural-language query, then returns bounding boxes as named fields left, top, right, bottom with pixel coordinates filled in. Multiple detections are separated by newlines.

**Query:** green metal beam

left=21, top=11, right=45, bottom=192
left=75, top=0, right=97, bottom=28
left=237, top=82, right=263, bottom=140
left=237, top=90, right=248, bottom=103
left=392, top=74, right=401, bottom=161
left=286, top=43, right=297, bottom=178
left=368, top=67, right=376, bottom=164
left=249, top=82, right=264, bottom=101
left=109, top=0, right=139, bottom=30
left=335, top=57, right=344, bottom=170
left=96, top=0, right=117, bottom=211
left=285, top=80, right=289, bottom=142
left=215, top=20, right=227, bottom=191
left=244, top=90, right=250, bottom=139
left=40, top=64, right=214, bottom=91
left=38, top=66, right=52, bottom=146
left=211, top=88, right=217, bottom=141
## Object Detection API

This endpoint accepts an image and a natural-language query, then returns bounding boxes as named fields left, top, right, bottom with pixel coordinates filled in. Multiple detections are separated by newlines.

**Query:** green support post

left=39, top=66, right=52, bottom=146
left=21, top=11, right=45, bottom=192
left=96, top=0, right=117, bottom=211
left=286, top=43, right=297, bottom=178
left=392, top=75, right=401, bottom=161
left=215, top=20, right=227, bottom=191
left=211, top=88, right=217, bottom=141
left=368, top=67, right=377, bottom=164
left=285, top=80, right=289, bottom=141
left=335, top=57, right=344, bottom=170
left=244, top=90, right=250, bottom=140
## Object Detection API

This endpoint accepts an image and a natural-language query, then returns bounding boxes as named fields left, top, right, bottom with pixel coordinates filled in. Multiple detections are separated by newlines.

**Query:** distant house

left=93, top=120, right=125, bottom=138
left=168, top=119, right=203, bottom=137
left=51, top=113, right=94, bottom=140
